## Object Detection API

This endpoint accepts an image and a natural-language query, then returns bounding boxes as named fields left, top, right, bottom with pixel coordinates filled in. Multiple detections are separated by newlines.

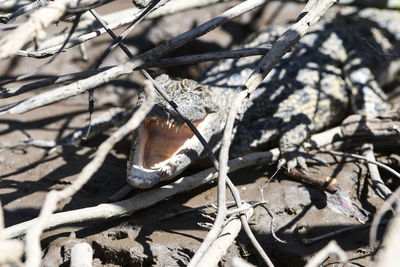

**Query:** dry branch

left=0, top=0, right=103, bottom=59
left=374, top=210, right=400, bottom=267
left=2, top=126, right=340, bottom=240
left=0, top=0, right=267, bottom=115
left=361, top=143, right=392, bottom=199
left=198, top=204, right=253, bottom=266
left=189, top=0, right=336, bottom=265
left=17, top=0, right=236, bottom=58
left=1, top=48, right=268, bottom=98
left=23, top=81, right=154, bottom=267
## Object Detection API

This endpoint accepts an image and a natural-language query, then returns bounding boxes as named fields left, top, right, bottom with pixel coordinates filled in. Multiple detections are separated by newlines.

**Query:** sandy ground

left=0, top=1, right=398, bottom=266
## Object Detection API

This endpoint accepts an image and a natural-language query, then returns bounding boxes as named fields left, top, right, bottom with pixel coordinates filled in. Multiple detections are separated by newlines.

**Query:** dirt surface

left=0, top=1, right=398, bottom=266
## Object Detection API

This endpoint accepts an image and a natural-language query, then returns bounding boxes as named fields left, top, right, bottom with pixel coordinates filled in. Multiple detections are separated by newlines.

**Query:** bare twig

left=286, top=168, right=338, bottom=194
left=190, top=0, right=336, bottom=265
left=0, top=0, right=267, bottom=115
left=23, top=81, right=155, bottom=267
left=361, top=143, right=392, bottom=199
left=17, top=0, right=236, bottom=58
left=0, top=200, right=24, bottom=266
left=0, top=0, right=46, bottom=23
left=370, top=186, right=400, bottom=249
left=261, top=203, right=286, bottom=244
left=0, top=0, right=32, bottom=12
left=305, top=240, right=348, bottom=267
left=374, top=208, right=400, bottom=267
left=325, top=150, right=400, bottom=180
left=1, top=12, right=83, bottom=86
left=0, top=0, right=104, bottom=59
left=0, top=48, right=268, bottom=98
left=2, top=125, right=340, bottom=240
left=245, top=0, right=336, bottom=94
left=302, top=222, right=386, bottom=245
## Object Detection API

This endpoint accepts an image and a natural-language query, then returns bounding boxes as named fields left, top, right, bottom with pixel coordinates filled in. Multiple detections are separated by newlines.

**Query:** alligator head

left=127, top=74, right=221, bottom=188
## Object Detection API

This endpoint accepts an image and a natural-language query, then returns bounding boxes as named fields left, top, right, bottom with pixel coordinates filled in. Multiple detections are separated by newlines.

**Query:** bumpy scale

left=127, top=8, right=400, bottom=188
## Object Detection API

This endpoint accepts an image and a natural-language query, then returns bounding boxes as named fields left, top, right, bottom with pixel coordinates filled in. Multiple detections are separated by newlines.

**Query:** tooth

left=156, top=120, right=159, bottom=126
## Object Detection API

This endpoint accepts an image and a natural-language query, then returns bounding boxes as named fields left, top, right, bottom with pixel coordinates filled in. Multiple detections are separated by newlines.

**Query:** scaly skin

left=127, top=8, right=400, bottom=188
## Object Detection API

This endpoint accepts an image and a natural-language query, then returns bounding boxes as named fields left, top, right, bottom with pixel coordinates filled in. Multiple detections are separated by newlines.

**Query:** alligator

left=127, top=7, right=400, bottom=188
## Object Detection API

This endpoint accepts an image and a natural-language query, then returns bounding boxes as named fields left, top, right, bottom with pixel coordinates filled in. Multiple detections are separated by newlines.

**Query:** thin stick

left=325, top=150, right=400, bottom=180
left=0, top=48, right=268, bottom=98
left=2, top=126, right=341, bottom=239
left=0, top=0, right=267, bottom=115
left=18, top=0, right=237, bottom=58
left=374, top=210, right=400, bottom=267
left=0, top=0, right=103, bottom=59
left=0, top=0, right=46, bottom=23
left=23, top=81, right=155, bottom=267
left=302, top=222, right=386, bottom=245
left=190, top=0, right=336, bottom=265
left=370, top=186, right=400, bottom=249
left=361, top=143, right=392, bottom=199
left=197, top=204, right=254, bottom=266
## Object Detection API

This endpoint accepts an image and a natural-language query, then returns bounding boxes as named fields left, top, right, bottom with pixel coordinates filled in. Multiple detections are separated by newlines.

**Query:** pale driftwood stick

left=190, top=0, right=336, bottom=265
left=188, top=93, right=242, bottom=266
left=145, top=47, right=270, bottom=68
left=305, top=240, right=348, bottom=267
left=374, top=211, right=400, bottom=267
left=245, top=0, right=335, bottom=94
left=361, top=143, right=392, bottom=199
left=198, top=204, right=253, bottom=266
left=0, top=0, right=46, bottom=23
left=23, top=82, right=154, bottom=267
left=0, top=0, right=31, bottom=12
left=147, top=0, right=235, bottom=18
left=2, top=126, right=340, bottom=240
left=302, top=222, right=379, bottom=245
left=0, top=0, right=267, bottom=115
left=325, top=150, right=400, bottom=180
left=292, top=0, right=400, bottom=8
left=0, top=0, right=103, bottom=59
left=370, top=187, right=400, bottom=249
left=0, top=67, right=110, bottom=98
left=1, top=48, right=267, bottom=98
left=23, top=107, right=132, bottom=148
left=0, top=199, right=24, bottom=265
left=18, top=0, right=236, bottom=58
left=70, top=243, right=93, bottom=267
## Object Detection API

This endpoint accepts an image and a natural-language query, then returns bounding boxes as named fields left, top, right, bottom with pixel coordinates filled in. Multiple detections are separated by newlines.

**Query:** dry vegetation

left=0, top=0, right=400, bottom=266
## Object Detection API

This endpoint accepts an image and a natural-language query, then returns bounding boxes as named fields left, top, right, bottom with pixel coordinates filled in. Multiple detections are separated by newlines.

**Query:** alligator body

left=127, top=8, right=400, bottom=188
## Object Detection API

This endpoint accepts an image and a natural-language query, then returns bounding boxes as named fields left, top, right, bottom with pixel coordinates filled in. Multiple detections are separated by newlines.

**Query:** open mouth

left=127, top=112, right=220, bottom=188
left=135, top=117, right=203, bottom=169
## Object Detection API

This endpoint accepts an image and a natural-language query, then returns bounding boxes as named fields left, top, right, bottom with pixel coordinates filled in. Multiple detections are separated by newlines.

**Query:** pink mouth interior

left=142, top=118, right=201, bottom=168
